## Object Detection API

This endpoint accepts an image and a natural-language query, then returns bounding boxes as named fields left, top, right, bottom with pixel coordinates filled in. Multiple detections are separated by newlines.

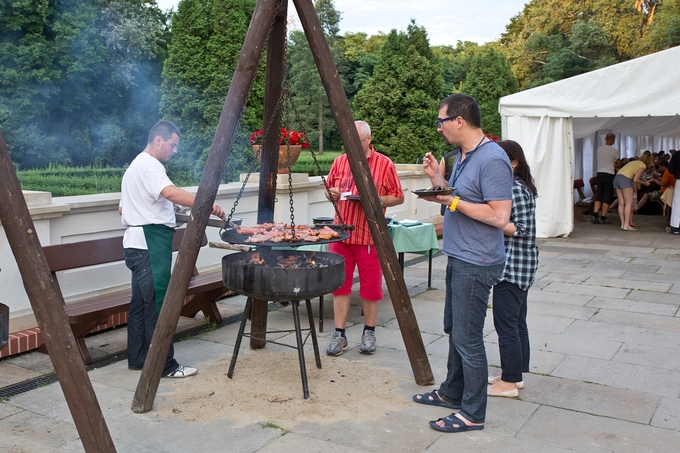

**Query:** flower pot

left=252, top=144, right=303, bottom=174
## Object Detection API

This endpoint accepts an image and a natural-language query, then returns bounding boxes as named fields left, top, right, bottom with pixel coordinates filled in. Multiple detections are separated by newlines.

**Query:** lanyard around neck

left=450, top=136, right=487, bottom=189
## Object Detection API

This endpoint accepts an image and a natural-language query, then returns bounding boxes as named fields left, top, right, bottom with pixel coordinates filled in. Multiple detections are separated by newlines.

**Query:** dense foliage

left=159, top=0, right=263, bottom=183
left=461, top=47, right=519, bottom=137
left=0, top=0, right=169, bottom=168
left=353, top=21, right=443, bottom=164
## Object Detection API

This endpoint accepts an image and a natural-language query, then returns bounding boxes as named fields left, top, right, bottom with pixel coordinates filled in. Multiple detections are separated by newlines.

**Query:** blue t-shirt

left=442, top=141, right=513, bottom=266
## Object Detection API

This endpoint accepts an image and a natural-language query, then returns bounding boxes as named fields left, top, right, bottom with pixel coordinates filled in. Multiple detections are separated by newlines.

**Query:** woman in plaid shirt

left=487, top=140, right=539, bottom=398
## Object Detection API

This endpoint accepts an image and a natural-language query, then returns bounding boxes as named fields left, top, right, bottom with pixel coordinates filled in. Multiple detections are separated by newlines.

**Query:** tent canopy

left=499, top=46, right=680, bottom=237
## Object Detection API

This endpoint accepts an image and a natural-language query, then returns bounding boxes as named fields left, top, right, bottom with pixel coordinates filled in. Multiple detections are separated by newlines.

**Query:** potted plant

left=250, top=128, right=310, bottom=174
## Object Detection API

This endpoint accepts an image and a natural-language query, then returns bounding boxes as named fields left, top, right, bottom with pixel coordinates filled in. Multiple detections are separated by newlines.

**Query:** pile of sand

left=158, top=348, right=411, bottom=428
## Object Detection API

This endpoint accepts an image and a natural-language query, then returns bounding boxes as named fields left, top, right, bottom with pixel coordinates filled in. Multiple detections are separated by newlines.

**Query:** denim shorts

left=613, top=173, right=633, bottom=189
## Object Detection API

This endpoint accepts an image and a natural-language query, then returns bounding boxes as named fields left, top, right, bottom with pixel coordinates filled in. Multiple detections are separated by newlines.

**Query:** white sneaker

left=164, top=365, right=198, bottom=378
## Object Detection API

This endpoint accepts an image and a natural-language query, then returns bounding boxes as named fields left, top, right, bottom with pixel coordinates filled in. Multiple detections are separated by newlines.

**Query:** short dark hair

left=438, top=94, right=481, bottom=129
left=148, top=120, right=180, bottom=144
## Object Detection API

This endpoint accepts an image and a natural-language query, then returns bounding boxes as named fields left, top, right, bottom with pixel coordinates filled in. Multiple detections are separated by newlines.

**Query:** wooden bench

left=574, top=178, right=594, bottom=221
left=40, top=229, right=227, bottom=364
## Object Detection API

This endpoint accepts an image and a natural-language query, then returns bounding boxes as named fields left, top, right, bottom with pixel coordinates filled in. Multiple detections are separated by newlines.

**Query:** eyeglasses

left=435, top=115, right=458, bottom=129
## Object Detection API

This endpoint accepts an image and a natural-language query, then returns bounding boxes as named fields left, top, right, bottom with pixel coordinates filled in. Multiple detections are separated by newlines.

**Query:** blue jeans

left=124, top=248, right=178, bottom=376
left=492, top=281, right=530, bottom=383
left=438, top=256, right=503, bottom=424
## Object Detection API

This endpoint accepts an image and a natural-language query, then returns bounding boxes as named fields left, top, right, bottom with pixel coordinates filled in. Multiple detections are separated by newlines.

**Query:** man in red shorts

left=324, top=120, right=404, bottom=355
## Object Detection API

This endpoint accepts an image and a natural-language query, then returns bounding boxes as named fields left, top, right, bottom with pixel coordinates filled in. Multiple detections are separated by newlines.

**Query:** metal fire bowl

left=222, top=251, right=345, bottom=302
left=0, top=303, right=8, bottom=350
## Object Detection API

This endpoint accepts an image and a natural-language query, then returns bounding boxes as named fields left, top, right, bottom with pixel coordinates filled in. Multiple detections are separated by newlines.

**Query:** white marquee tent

left=499, top=46, right=680, bottom=237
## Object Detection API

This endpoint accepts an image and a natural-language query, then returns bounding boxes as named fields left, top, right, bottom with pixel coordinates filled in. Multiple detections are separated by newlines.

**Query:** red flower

left=484, top=132, right=499, bottom=143
left=250, top=128, right=310, bottom=148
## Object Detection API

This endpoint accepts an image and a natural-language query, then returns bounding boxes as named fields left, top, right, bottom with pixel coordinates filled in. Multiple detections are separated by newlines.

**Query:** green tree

left=0, top=0, right=169, bottom=168
left=287, top=0, right=343, bottom=153
left=433, top=41, right=481, bottom=97
left=335, top=32, right=386, bottom=102
left=159, top=0, right=263, bottom=182
left=499, top=0, right=644, bottom=89
left=638, top=0, right=680, bottom=51
left=461, top=46, right=518, bottom=137
left=353, top=21, right=442, bottom=164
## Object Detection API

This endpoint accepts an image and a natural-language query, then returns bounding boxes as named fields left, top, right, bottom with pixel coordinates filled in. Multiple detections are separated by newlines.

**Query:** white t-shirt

left=120, top=152, right=175, bottom=249
left=596, top=144, right=619, bottom=174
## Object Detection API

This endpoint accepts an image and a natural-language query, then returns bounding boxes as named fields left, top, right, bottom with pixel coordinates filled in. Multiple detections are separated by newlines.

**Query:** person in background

left=119, top=120, right=225, bottom=377
left=412, top=94, right=512, bottom=433
left=613, top=154, right=654, bottom=231
left=324, top=120, right=404, bottom=356
left=668, top=150, right=680, bottom=234
left=591, top=133, right=619, bottom=224
left=636, top=161, right=675, bottom=212
left=487, top=140, right=539, bottom=398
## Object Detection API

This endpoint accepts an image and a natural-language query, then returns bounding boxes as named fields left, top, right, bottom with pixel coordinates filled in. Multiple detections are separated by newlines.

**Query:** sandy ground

left=158, top=348, right=411, bottom=429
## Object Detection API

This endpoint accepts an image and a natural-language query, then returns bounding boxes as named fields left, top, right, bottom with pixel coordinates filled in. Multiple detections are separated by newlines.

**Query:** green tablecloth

left=388, top=222, right=439, bottom=255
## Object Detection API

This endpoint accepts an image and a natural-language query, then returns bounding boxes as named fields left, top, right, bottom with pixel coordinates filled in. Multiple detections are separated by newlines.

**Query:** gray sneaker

left=326, top=331, right=348, bottom=356
left=359, top=329, right=376, bottom=354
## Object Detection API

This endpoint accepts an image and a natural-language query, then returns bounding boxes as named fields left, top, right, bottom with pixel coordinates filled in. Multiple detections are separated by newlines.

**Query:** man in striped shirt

left=324, top=121, right=404, bottom=356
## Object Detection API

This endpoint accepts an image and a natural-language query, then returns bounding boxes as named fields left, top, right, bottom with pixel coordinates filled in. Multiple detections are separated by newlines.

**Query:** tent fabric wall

left=500, top=46, right=680, bottom=238
left=503, top=116, right=574, bottom=238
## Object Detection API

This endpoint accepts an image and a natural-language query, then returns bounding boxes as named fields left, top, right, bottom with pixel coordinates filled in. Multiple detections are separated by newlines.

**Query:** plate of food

left=413, top=186, right=454, bottom=197
left=220, top=222, right=350, bottom=247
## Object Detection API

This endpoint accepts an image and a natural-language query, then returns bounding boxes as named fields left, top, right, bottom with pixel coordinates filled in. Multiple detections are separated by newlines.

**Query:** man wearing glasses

left=324, top=120, right=404, bottom=356
left=413, top=94, right=513, bottom=433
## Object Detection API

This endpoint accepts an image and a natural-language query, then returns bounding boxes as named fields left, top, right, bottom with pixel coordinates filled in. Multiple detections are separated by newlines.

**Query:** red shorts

left=329, top=241, right=383, bottom=302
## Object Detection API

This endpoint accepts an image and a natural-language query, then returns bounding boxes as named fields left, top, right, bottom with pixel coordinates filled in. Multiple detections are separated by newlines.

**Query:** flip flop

left=429, top=414, right=484, bottom=433
left=412, top=390, right=460, bottom=410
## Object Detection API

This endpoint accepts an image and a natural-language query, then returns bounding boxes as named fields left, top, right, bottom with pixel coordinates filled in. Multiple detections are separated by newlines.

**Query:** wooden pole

left=251, top=0, right=289, bottom=349
left=0, top=131, right=117, bottom=452
left=293, top=0, right=434, bottom=385
left=131, top=0, right=281, bottom=413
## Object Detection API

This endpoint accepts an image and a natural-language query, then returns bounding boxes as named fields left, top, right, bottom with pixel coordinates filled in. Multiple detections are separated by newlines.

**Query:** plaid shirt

left=327, top=147, right=404, bottom=245
left=500, top=179, right=538, bottom=290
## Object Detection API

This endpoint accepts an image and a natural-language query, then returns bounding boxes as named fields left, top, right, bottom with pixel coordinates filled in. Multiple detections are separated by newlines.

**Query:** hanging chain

left=287, top=85, right=347, bottom=227
left=222, top=1, right=282, bottom=235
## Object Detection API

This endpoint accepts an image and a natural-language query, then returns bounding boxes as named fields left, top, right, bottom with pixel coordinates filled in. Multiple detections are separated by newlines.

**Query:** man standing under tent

left=591, top=133, right=619, bottom=224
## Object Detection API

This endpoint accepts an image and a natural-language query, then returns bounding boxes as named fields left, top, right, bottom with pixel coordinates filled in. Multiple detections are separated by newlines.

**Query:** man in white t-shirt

left=592, top=133, right=620, bottom=224
left=119, top=120, right=224, bottom=378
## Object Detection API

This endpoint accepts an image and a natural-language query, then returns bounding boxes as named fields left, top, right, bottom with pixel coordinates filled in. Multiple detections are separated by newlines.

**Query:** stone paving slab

left=255, top=432, right=370, bottom=453
left=565, top=318, right=680, bottom=349
left=527, top=290, right=595, bottom=306
left=625, top=289, right=680, bottom=305
left=613, top=343, right=680, bottom=371
left=586, top=295, right=679, bottom=316
left=586, top=276, right=672, bottom=292
left=551, top=355, right=680, bottom=397
left=591, top=309, right=680, bottom=333
left=527, top=300, right=598, bottom=320
left=529, top=329, right=622, bottom=359
left=651, top=395, right=680, bottom=430
left=538, top=282, right=630, bottom=299
left=0, top=363, right=42, bottom=388
left=518, top=373, right=659, bottom=424
left=525, top=313, right=575, bottom=333
left=536, top=264, right=626, bottom=278
left=517, top=405, right=680, bottom=452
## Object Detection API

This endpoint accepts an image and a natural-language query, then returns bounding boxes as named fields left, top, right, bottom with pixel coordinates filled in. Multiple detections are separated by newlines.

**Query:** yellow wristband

left=449, top=196, right=460, bottom=212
